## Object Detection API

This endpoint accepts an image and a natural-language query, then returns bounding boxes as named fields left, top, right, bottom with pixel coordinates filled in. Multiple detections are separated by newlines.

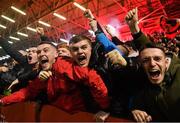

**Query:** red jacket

left=1, top=57, right=109, bottom=113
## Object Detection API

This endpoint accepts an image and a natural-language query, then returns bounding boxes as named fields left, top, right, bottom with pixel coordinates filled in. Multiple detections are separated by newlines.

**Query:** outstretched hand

left=105, top=49, right=127, bottom=67
left=7, top=79, right=19, bottom=90
left=132, top=109, right=152, bottom=122
left=36, top=27, right=44, bottom=35
left=105, top=25, right=117, bottom=37
left=94, top=111, right=110, bottom=122
left=125, top=7, right=138, bottom=24
left=84, top=9, right=94, bottom=20
left=125, top=7, right=140, bottom=34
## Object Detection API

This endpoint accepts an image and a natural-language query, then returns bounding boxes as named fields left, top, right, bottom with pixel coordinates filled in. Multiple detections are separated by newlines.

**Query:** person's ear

left=55, top=50, right=58, bottom=58
left=165, top=57, right=170, bottom=71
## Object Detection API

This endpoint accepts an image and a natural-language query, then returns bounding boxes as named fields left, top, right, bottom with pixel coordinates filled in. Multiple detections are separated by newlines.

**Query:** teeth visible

left=41, top=57, right=47, bottom=61
left=28, top=56, right=32, bottom=60
left=78, top=55, right=86, bottom=61
left=149, top=69, right=160, bottom=78
left=149, top=69, right=158, bottom=72
left=79, top=56, right=85, bottom=58
left=41, top=59, right=48, bottom=64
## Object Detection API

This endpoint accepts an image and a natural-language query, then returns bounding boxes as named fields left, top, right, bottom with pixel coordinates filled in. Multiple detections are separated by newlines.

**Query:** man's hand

left=132, top=109, right=152, bottom=122
left=84, top=9, right=94, bottom=20
left=94, top=111, right=110, bottom=122
left=105, top=25, right=117, bottom=37
left=38, top=70, right=52, bottom=81
left=84, top=9, right=98, bottom=32
left=125, top=7, right=140, bottom=34
left=105, top=49, right=127, bottom=67
left=7, top=79, right=19, bottom=90
left=36, top=27, right=44, bottom=36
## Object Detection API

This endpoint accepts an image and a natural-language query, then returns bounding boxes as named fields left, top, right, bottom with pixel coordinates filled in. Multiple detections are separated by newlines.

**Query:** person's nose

left=149, top=58, right=156, bottom=67
left=28, top=51, right=32, bottom=55
left=77, top=48, right=83, bottom=54
left=38, top=51, right=46, bottom=56
left=58, top=51, right=62, bottom=54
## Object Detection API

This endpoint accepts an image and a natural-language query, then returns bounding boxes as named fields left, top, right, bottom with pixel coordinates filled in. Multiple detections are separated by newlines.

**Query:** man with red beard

left=0, top=40, right=109, bottom=114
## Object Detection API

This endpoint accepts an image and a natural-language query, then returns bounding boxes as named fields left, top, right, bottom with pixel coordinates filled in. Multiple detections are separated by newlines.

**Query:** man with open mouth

left=140, top=47, right=168, bottom=85
left=125, top=7, right=180, bottom=122
left=26, top=47, right=38, bottom=66
left=0, top=40, right=109, bottom=114
left=69, top=35, right=92, bottom=67
left=57, top=42, right=71, bottom=58
left=130, top=42, right=180, bottom=122
left=0, top=35, right=39, bottom=92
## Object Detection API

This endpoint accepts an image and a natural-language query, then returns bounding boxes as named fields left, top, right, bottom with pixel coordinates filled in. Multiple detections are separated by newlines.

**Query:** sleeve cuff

left=132, top=30, right=142, bottom=39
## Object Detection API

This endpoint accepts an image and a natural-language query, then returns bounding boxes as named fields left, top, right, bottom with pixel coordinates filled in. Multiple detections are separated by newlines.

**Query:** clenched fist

left=38, top=70, right=52, bottom=81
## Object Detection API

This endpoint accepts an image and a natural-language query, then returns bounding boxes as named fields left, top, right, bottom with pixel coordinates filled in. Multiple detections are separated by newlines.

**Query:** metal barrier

left=0, top=102, right=131, bottom=122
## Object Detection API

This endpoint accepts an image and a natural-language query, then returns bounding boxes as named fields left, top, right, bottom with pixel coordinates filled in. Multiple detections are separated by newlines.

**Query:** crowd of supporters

left=0, top=8, right=180, bottom=122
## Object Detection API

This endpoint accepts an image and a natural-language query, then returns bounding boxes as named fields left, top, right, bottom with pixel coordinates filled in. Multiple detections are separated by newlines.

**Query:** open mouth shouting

left=27, top=54, right=38, bottom=64
left=148, top=69, right=162, bottom=83
left=77, top=55, right=88, bottom=66
left=27, top=56, right=32, bottom=61
left=40, top=56, right=49, bottom=70
left=27, top=55, right=35, bottom=64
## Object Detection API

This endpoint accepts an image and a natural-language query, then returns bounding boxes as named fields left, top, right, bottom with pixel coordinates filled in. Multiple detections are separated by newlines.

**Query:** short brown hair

left=139, top=42, right=165, bottom=55
left=69, top=35, right=92, bottom=46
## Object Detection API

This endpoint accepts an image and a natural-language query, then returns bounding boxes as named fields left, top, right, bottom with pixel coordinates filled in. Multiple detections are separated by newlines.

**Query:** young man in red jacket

left=0, top=40, right=109, bottom=114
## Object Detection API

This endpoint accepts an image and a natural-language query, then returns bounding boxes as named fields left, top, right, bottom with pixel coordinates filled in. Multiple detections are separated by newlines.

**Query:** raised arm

left=36, top=27, right=51, bottom=42
left=84, top=10, right=125, bottom=56
left=0, top=78, right=46, bottom=105
left=0, top=36, right=27, bottom=65
left=125, top=8, right=150, bottom=50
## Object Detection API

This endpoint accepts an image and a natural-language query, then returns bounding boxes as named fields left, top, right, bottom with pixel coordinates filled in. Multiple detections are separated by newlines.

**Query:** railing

left=0, top=102, right=131, bottom=122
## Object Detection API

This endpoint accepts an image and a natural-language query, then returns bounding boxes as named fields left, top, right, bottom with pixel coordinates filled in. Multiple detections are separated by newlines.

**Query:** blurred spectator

left=57, top=42, right=71, bottom=58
